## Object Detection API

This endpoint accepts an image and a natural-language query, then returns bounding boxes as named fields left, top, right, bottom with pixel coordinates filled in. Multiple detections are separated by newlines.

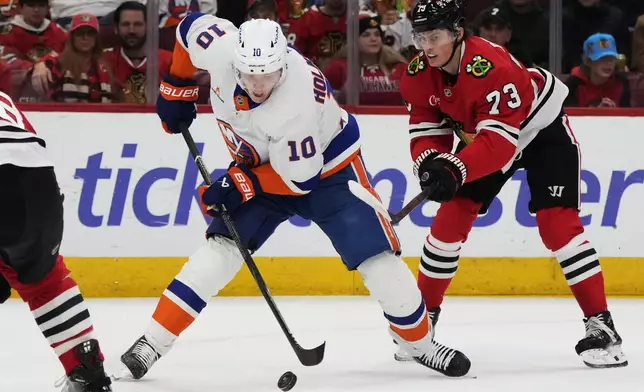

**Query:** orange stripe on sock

left=152, top=295, right=196, bottom=336
left=390, top=313, right=429, bottom=343
left=351, top=157, right=401, bottom=252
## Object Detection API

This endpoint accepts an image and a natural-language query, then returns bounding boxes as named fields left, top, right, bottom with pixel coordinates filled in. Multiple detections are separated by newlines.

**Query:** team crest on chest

left=465, top=55, right=493, bottom=78
left=407, top=53, right=427, bottom=76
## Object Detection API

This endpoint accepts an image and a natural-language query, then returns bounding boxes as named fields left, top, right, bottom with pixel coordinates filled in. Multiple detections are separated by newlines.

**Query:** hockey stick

left=348, top=180, right=435, bottom=225
left=180, top=124, right=326, bottom=367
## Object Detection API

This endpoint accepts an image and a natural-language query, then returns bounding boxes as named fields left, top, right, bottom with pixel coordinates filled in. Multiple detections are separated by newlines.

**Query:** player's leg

left=0, top=164, right=111, bottom=391
left=310, top=156, right=470, bottom=377
left=524, top=113, right=626, bottom=368
left=120, top=195, right=292, bottom=379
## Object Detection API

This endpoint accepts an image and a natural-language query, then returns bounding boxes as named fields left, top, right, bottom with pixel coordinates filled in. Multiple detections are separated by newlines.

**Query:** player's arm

left=454, top=70, right=529, bottom=183
left=157, top=13, right=236, bottom=134
left=399, top=71, right=453, bottom=176
left=255, top=113, right=324, bottom=196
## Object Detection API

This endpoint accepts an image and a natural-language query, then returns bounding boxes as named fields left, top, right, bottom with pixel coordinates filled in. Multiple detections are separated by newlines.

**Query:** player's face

left=413, top=29, right=456, bottom=67
left=590, top=56, right=616, bottom=79
left=117, top=10, right=147, bottom=50
left=358, top=29, right=382, bottom=55
left=240, top=70, right=282, bottom=103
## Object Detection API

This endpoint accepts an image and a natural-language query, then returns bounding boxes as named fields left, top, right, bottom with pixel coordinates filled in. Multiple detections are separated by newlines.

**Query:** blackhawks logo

left=407, top=53, right=427, bottom=76
left=465, top=55, right=493, bottom=78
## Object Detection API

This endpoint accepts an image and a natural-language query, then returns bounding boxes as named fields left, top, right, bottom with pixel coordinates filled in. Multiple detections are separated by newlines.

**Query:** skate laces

left=131, top=338, right=160, bottom=367
left=585, top=314, right=616, bottom=341
left=421, top=341, right=457, bottom=370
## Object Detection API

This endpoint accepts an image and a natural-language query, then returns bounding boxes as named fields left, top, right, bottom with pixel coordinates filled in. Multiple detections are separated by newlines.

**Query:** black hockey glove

left=413, top=149, right=468, bottom=203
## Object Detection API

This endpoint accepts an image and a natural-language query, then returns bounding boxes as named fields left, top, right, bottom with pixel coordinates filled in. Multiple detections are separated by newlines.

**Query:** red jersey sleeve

left=455, top=66, right=533, bottom=183
left=399, top=70, right=453, bottom=161
left=158, top=49, right=173, bottom=75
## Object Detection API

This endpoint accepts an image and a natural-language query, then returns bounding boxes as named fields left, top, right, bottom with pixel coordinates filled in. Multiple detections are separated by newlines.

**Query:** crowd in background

left=0, top=0, right=643, bottom=107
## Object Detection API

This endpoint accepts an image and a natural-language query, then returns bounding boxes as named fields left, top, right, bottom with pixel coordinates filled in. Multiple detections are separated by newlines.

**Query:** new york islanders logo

left=465, top=55, right=493, bottom=78
left=217, top=119, right=260, bottom=166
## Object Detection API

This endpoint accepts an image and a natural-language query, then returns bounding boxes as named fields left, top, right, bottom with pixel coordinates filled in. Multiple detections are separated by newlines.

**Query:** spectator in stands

left=159, top=0, right=217, bottom=28
left=49, top=0, right=131, bottom=28
left=631, top=15, right=644, bottom=71
left=0, top=0, right=67, bottom=64
left=562, top=0, right=629, bottom=73
left=0, top=0, right=20, bottom=26
left=474, top=6, right=533, bottom=67
left=564, top=33, right=631, bottom=108
left=103, top=1, right=172, bottom=103
left=474, top=0, right=549, bottom=68
left=0, top=57, right=13, bottom=95
left=361, top=0, right=417, bottom=60
left=288, top=0, right=346, bottom=68
left=31, top=13, right=117, bottom=102
left=323, top=15, right=406, bottom=105
left=247, top=0, right=278, bottom=21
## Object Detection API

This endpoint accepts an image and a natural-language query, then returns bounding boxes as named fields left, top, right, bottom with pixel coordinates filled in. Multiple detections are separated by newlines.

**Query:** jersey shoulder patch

left=406, top=53, right=427, bottom=76
left=464, top=55, right=494, bottom=78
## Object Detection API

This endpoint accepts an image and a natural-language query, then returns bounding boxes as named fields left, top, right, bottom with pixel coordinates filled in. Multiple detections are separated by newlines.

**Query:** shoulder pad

left=406, top=53, right=427, bottom=76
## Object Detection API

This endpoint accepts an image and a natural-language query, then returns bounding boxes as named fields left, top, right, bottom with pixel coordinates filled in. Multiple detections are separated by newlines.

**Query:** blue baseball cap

left=583, top=33, right=618, bottom=61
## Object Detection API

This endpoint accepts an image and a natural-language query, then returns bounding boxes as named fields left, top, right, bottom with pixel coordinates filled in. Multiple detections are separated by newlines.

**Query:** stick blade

left=295, top=341, right=326, bottom=366
left=347, top=180, right=392, bottom=221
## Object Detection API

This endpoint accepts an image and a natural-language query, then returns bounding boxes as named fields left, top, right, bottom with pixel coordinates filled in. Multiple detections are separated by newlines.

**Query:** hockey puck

left=277, top=371, right=297, bottom=391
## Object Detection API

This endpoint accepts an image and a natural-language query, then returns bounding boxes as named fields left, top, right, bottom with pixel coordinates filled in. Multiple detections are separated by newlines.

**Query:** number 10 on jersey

left=288, top=136, right=316, bottom=161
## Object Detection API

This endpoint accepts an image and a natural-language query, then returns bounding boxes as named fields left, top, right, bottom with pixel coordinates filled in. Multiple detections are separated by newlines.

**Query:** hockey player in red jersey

left=396, top=0, right=627, bottom=369
left=0, top=91, right=113, bottom=391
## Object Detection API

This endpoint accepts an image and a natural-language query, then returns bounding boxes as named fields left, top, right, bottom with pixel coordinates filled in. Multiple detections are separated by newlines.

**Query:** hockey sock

left=417, top=197, right=479, bottom=309
left=537, top=207, right=607, bottom=317
left=9, top=256, right=103, bottom=374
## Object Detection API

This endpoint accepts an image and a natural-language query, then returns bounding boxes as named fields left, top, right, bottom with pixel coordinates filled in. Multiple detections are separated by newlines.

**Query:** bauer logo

left=73, top=141, right=643, bottom=229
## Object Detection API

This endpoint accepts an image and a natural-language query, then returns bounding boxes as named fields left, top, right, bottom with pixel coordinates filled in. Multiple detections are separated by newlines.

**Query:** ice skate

left=413, top=338, right=471, bottom=377
left=119, top=335, right=162, bottom=380
left=394, top=307, right=441, bottom=362
left=575, top=310, right=627, bottom=368
left=55, top=340, right=112, bottom=392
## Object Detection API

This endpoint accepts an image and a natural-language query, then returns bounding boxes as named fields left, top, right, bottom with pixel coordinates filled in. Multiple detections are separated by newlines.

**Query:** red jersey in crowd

left=400, top=36, right=568, bottom=183
left=0, top=15, right=67, bottom=63
left=564, top=66, right=631, bottom=107
left=103, top=47, right=173, bottom=103
left=324, top=59, right=406, bottom=105
left=287, top=5, right=346, bottom=67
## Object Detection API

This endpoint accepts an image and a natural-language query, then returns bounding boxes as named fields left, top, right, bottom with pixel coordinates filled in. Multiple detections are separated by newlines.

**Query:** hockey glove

left=414, top=149, right=468, bottom=203
left=200, top=163, right=262, bottom=217
left=157, top=74, right=199, bottom=134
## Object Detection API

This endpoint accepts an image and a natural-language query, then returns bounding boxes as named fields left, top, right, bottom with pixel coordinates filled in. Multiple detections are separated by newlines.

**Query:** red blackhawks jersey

left=0, top=16, right=67, bottom=63
left=0, top=91, right=51, bottom=168
left=287, top=6, right=346, bottom=67
left=400, top=36, right=569, bottom=183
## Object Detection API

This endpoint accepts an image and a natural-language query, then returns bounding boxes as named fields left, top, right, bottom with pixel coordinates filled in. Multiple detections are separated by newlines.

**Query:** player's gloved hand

left=199, top=163, right=262, bottom=217
left=414, top=149, right=468, bottom=203
left=0, top=274, right=11, bottom=304
left=157, top=74, right=199, bottom=134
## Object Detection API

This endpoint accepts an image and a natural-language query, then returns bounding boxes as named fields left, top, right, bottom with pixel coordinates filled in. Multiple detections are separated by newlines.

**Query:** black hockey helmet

left=411, top=0, right=466, bottom=34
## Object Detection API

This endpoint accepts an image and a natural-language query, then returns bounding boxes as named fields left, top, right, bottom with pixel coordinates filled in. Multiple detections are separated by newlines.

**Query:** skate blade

left=110, top=364, right=136, bottom=382
left=580, top=345, right=628, bottom=369
left=394, top=352, right=415, bottom=362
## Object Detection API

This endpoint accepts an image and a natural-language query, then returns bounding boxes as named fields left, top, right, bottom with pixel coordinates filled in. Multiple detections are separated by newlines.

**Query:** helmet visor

left=412, top=29, right=455, bottom=50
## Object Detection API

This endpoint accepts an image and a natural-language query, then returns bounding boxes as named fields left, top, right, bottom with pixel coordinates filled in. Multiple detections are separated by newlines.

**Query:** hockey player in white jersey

left=119, top=14, right=471, bottom=379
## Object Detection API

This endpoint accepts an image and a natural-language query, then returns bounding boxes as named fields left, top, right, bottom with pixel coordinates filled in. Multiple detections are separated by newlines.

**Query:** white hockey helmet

left=233, top=19, right=288, bottom=81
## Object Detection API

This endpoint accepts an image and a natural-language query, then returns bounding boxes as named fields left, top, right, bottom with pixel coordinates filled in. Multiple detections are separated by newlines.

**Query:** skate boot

left=575, top=310, right=627, bottom=368
left=394, top=307, right=441, bottom=362
left=120, top=335, right=162, bottom=380
left=413, top=339, right=471, bottom=377
left=56, top=340, right=112, bottom=392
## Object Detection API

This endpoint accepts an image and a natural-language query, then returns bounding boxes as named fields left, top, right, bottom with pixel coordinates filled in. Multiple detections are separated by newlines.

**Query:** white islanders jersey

left=175, top=13, right=361, bottom=195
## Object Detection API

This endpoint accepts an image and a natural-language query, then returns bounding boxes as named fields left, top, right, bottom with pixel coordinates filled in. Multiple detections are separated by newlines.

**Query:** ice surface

left=1, top=297, right=641, bottom=391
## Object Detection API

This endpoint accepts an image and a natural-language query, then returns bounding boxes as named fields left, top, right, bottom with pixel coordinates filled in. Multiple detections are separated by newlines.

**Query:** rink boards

left=21, top=111, right=644, bottom=297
